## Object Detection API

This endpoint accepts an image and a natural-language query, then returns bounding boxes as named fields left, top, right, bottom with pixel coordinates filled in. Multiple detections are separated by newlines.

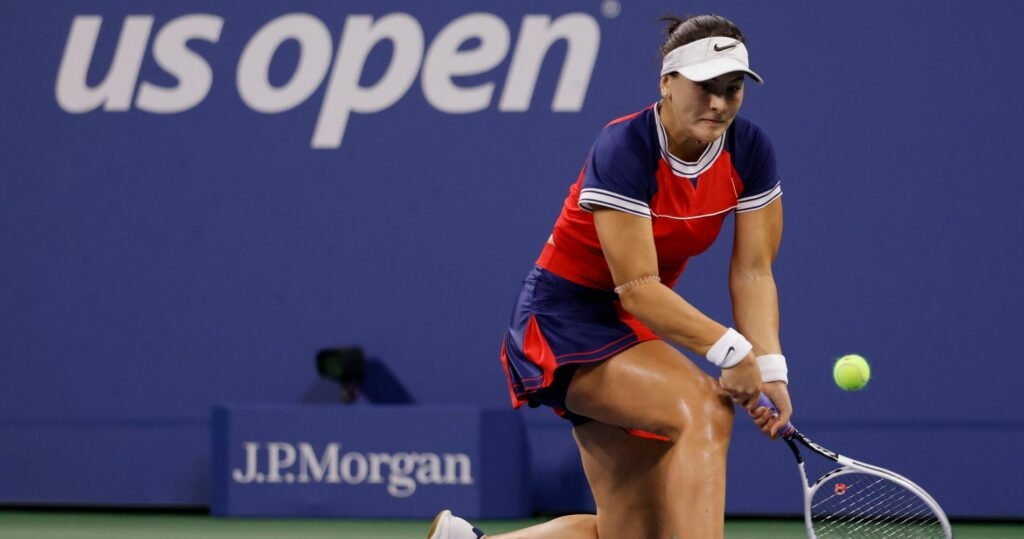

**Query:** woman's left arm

left=730, top=197, right=782, bottom=355
left=731, top=197, right=792, bottom=436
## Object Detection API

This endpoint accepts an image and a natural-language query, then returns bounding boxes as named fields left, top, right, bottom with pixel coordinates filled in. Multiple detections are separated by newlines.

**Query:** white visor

left=661, top=36, right=763, bottom=83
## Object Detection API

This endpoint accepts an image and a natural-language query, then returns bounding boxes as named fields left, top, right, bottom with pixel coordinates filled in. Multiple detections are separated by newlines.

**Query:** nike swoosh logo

left=725, top=346, right=736, bottom=360
left=714, top=41, right=740, bottom=52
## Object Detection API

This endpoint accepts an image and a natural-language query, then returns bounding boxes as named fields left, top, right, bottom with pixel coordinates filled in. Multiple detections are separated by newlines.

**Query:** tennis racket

left=757, top=394, right=953, bottom=538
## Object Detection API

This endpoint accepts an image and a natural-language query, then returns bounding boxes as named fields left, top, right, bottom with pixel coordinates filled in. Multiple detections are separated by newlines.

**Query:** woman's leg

left=572, top=420, right=676, bottom=537
left=485, top=420, right=675, bottom=539
left=566, top=340, right=735, bottom=539
left=484, top=515, right=596, bottom=539
left=470, top=340, right=732, bottom=539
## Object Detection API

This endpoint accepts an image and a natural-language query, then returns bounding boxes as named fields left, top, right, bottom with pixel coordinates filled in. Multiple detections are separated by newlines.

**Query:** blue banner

left=211, top=405, right=529, bottom=518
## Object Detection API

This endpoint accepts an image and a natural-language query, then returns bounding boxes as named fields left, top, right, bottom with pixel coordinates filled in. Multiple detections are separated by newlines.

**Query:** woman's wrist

left=706, top=328, right=752, bottom=369
left=756, top=353, right=788, bottom=384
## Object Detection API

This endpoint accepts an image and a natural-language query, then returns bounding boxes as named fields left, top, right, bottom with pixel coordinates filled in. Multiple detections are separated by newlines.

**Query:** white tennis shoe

left=427, top=509, right=485, bottom=539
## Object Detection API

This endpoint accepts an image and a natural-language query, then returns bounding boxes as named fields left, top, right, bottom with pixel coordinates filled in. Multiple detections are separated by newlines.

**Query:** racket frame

left=783, top=428, right=954, bottom=539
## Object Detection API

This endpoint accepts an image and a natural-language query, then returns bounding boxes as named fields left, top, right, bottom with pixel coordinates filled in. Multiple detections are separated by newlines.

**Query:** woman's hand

left=719, top=355, right=761, bottom=410
left=749, top=381, right=792, bottom=439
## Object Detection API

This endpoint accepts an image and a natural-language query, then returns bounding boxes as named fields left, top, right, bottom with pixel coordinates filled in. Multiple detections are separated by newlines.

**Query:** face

left=660, top=72, right=745, bottom=145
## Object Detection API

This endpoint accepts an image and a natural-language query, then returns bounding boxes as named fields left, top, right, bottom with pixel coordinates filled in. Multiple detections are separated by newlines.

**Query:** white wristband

left=706, top=328, right=752, bottom=369
left=757, top=353, right=788, bottom=384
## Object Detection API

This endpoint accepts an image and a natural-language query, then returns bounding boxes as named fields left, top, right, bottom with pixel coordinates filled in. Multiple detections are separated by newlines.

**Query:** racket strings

left=810, top=472, right=946, bottom=537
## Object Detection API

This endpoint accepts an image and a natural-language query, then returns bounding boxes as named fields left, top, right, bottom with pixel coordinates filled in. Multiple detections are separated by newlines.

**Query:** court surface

left=1, top=511, right=1022, bottom=538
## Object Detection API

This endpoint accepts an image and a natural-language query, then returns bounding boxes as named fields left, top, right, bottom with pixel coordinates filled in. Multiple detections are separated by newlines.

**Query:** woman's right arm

left=592, top=207, right=762, bottom=407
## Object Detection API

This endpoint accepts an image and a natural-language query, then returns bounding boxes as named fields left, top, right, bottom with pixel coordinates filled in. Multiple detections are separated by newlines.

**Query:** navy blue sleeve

left=579, top=118, right=658, bottom=218
left=728, top=117, right=782, bottom=212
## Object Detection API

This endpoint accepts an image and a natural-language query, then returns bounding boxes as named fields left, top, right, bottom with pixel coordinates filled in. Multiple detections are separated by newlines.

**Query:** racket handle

left=756, top=393, right=796, bottom=437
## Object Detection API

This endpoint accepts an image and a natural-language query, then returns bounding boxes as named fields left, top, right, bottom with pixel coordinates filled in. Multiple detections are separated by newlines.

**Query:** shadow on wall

left=304, top=347, right=416, bottom=405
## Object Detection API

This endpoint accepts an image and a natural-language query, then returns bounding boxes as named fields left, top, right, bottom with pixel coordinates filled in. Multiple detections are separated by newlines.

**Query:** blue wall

left=2, top=0, right=1022, bottom=518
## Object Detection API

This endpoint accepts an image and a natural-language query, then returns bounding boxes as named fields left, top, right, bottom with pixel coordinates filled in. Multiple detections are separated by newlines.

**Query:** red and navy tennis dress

left=500, top=103, right=781, bottom=420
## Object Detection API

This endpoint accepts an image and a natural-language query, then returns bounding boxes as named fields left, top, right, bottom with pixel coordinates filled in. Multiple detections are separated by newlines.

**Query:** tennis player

left=430, top=13, right=792, bottom=539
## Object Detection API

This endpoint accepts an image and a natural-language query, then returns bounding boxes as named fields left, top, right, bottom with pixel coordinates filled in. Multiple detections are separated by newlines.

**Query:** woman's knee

left=662, top=383, right=735, bottom=443
left=703, top=389, right=736, bottom=438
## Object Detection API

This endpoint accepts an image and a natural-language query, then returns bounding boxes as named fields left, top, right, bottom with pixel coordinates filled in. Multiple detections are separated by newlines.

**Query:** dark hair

left=659, top=14, right=745, bottom=57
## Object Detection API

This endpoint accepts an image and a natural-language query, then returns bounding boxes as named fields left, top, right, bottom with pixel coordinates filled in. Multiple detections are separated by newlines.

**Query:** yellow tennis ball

left=833, top=354, right=871, bottom=391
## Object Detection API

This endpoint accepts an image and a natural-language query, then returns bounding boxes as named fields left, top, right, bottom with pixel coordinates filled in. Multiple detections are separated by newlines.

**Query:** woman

left=430, top=13, right=793, bottom=539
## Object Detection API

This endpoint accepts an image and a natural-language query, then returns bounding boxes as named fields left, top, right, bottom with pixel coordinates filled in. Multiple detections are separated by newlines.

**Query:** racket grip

left=756, top=393, right=795, bottom=436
